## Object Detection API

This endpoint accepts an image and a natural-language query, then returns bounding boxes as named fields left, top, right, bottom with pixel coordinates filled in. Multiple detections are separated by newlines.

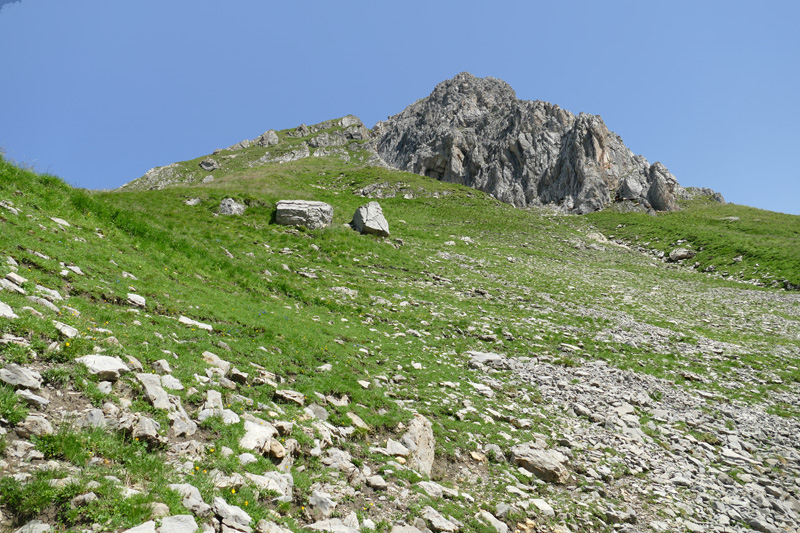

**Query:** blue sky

left=1, top=1, right=798, bottom=215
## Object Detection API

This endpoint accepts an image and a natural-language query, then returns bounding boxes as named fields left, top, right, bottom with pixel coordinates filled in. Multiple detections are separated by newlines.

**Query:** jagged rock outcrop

left=374, top=72, right=684, bottom=214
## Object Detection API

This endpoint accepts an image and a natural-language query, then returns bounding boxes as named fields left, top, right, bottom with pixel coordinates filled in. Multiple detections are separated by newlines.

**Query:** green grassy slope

left=1, top=153, right=799, bottom=531
left=587, top=195, right=800, bottom=288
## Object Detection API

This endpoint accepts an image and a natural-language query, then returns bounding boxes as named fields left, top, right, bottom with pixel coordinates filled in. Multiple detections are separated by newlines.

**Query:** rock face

left=374, top=72, right=683, bottom=214
left=275, top=200, right=334, bottom=230
left=351, top=202, right=390, bottom=237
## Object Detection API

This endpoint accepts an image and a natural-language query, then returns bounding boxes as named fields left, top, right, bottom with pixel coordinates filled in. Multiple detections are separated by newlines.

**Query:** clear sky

left=2, top=1, right=798, bottom=215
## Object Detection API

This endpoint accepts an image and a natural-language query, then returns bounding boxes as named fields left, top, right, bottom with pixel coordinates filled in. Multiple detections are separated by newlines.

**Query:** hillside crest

left=123, top=73, right=720, bottom=215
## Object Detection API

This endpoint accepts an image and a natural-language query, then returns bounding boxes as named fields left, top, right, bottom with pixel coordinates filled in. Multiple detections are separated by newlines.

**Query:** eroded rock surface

left=375, top=72, right=684, bottom=214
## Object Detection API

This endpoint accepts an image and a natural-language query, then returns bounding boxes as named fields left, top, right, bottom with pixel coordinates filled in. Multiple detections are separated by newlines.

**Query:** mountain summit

left=123, top=73, right=699, bottom=215
left=374, top=72, right=683, bottom=214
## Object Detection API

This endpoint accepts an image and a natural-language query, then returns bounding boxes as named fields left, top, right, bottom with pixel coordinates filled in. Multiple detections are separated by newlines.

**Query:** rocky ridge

left=374, top=73, right=686, bottom=214
left=121, top=73, right=720, bottom=216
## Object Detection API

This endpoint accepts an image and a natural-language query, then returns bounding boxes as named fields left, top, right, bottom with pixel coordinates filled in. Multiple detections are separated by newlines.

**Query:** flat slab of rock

left=351, top=201, right=390, bottom=236
left=157, top=515, right=198, bottom=533
left=16, top=414, right=54, bottom=438
left=245, top=472, right=293, bottom=502
left=127, top=293, right=146, bottom=308
left=14, top=520, right=54, bottom=533
left=668, top=248, right=696, bottom=262
left=307, top=518, right=358, bottom=533
left=421, top=506, right=458, bottom=532
left=27, top=296, right=59, bottom=313
left=239, top=419, right=277, bottom=452
left=276, top=200, right=333, bottom=230
left=0, top=300, right=19, bottom=319
left=136, top=373, right=172, bottom=410
left=510, top=443, right=570, bottom=484
left=0, top=278, right=26, bottom=294
left=0, top=364, right=43, bottom=390
left=467, top=351, right=507, bottom=369
left=123, top=522, right=156, bottom=533
left=75, top=355, right=130, bottom=381
left=53, top=320, right=79, bottom=338
left=275, top=389, right=304, bottom=406
left=16, top=389, right=50, bottom=408
left=178, top=316, right=213, bottom=331
left=202, top=351, right=231, bottom=374
left=212, top=496, right=251, bottom=527
left=478, top=511, right=508, bottom=533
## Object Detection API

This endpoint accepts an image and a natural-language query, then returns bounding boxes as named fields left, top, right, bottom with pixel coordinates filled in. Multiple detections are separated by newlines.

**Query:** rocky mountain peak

left=374, top=72, right=685, bottom=214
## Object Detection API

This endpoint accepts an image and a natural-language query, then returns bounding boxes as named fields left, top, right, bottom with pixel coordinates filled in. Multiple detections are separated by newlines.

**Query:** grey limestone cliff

left=374, top=72, right=683, bottom=214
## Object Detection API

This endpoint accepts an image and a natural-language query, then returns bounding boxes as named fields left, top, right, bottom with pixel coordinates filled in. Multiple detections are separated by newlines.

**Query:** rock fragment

left=0, top=299, right=19, bottom=319
left=401, top=414, right=435, bottom=477
left=0, top=363, right=43, bottom=390
left=510, top=442, right=570, bottom=484
left=219, top=198, right=246, bottom=215
left=75, top=355, right=130, bottom=381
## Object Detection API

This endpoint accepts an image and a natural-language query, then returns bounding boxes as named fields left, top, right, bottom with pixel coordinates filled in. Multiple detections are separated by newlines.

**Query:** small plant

left=0, top=384, right=28, bottom=426
left=42, top=367, right=71, bottom=388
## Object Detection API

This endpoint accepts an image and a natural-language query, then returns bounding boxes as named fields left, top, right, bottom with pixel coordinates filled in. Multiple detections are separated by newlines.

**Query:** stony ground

left=1, top=159, right=799, bottom=533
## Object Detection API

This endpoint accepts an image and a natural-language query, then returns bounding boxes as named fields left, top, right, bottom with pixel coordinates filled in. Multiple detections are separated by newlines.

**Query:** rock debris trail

left=472, top=351, right=800, bottom=533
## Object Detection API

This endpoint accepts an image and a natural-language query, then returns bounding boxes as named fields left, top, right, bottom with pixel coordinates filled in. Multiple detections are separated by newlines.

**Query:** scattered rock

left=219, top=198, right=246, bottom=216
left=75, top=355, right=130, bottom=381
left=136, top=373, right=172, bottom=410
left=401, top=414, right=434, bottom=477
left=510, top=442, right=570, bottom=484
left=275, top=389, right=305, bottom=406
left=668, top=248, right=696, bottom=262
left=158, top=515, right=198, bottom=533
left=478, top=511, right=508, bottom=533
left=254, top=130, right=280, bottom=147
left=53, top=320, right=79, bottom=338
left=212, top=496, right=251, bottom=528
left=0, top=364, right=43, bottom=390
left=127, top=293, right=146, bottom=307
left=14, top=520, right=53, bottom=533
left=0, top=299, right=19, bottom=319
left=309, top=489, right=337, bottom=519
left=199, top=159, right=220, bottom=172
left=178, top=316, right=213, bottom=331
left=421, top=506, right=458, bottom=532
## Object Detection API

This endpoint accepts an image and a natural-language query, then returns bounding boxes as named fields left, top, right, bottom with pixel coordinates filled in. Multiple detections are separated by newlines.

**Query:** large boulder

left=275, top=200, right=333, bottom=230
left=351, top=201, right=390, bottom=237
